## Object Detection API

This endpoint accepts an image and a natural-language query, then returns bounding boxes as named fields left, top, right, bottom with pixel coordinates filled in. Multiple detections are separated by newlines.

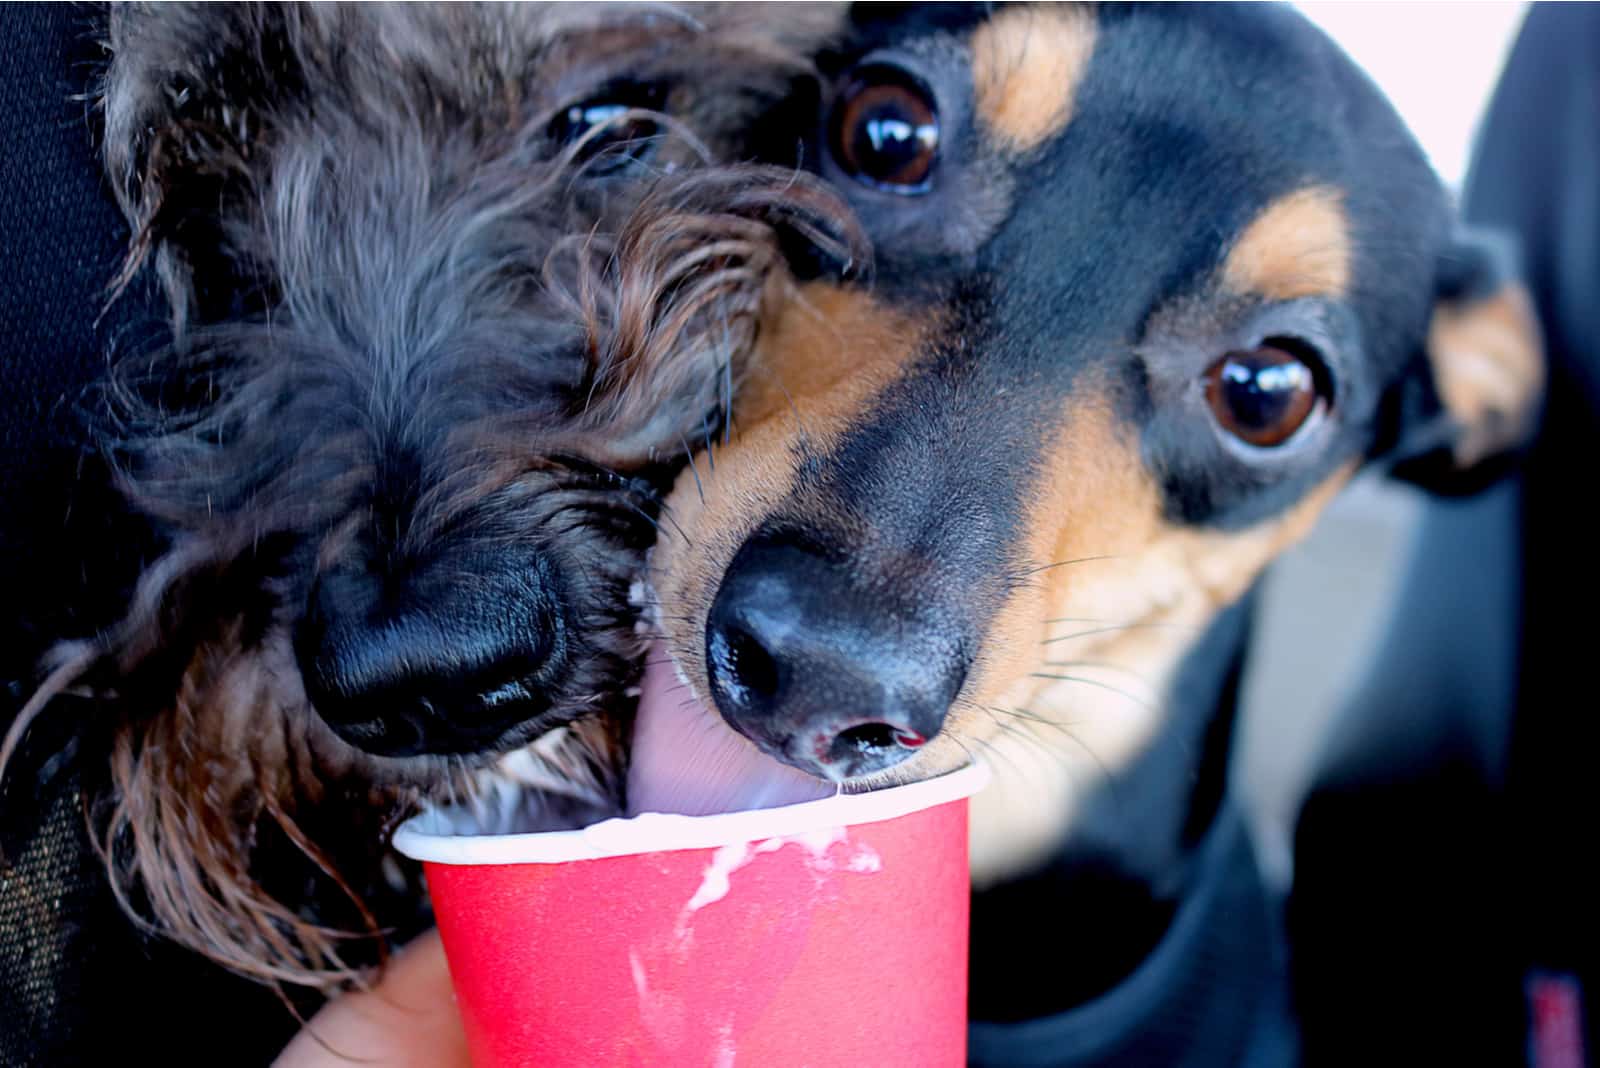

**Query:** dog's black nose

left=704, top=536, right=965, bottom=781
left=296, top=551, right=565, bottom=758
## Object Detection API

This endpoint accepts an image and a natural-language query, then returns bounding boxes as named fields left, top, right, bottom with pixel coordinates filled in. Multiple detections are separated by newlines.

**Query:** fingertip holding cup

left=395, top=761, right=988, bottom=1067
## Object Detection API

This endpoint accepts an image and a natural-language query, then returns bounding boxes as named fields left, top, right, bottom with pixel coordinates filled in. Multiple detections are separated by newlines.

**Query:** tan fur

left=650, top=283, right=929, bottom=707
left=972, top=5, right=1098, bottom=152
left=1222, top=187, right=1352, bottom=302
left=1427, top=283, right=1544, bottom=467
left=737, top=282, right=933, bottom=430
left=960, top=401, right=1355, bottom=882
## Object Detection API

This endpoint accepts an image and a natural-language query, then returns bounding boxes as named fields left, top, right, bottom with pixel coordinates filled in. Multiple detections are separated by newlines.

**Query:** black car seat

left=1, top=7, right=302, bottom=1064
left=1292, top=5, right=1599, bottom=1064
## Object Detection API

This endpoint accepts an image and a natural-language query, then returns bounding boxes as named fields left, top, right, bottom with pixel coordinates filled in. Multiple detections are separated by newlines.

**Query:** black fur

left=795, top=1, right=1537, bottom=1033
left=645, top=5, right=1543, bottom=1058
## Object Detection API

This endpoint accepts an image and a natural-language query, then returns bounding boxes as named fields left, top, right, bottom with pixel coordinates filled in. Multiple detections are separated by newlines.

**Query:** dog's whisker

left=1024, top=673, right=1156, bottom=712
left=987, top=705, right=1120, bottom=801
left=1043, top=616, right=1194, bottom=627
left=619, top=501, right=664, bottom=535
left=679, top=434, right=707, bottom=506
left=651, top=503, right=695, bottom=549
left=943, top=733, right=982, bottom=772
left=702, top=419, right=717, bottom=474
left=963, top=725, right=1037, bottom=789
left=1038, top=658, right=1158, bottom=686
left=1018, top=554, right=1120, bottom=577
left=1040, top=621, right=1191, bottom=645
left=771, top=373, right=816, bottom=462
left=1050, top=721, right=1123, bottom=807
left=988, top=717, right=1078, bottom=782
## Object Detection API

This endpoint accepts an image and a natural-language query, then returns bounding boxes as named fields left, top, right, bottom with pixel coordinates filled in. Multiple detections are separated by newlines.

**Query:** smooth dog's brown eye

left=1204, top=340, right=1327, bottom=447
left=831, top=66, right=939, bottom=193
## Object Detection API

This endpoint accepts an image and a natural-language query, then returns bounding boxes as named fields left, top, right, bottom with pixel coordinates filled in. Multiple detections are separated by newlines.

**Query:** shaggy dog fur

left=2, top=2, right=858, bottom=992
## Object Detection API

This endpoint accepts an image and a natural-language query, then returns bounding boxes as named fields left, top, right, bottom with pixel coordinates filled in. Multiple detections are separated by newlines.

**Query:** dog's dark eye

left=830, top=66, right=939, bottom=193
left=1204, top=340, right=1329, bottom=448
left=551, top=84, right=665, bottom=174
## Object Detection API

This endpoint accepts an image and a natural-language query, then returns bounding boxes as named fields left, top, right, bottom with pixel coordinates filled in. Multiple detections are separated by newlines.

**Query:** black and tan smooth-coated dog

left=638, top=4, right=1544, bottom=1062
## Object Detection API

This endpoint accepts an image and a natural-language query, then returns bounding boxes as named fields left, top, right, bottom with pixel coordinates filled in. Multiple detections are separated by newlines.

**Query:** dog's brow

left=739, top=283, right=926, bottom=437
left=971, top=5, right=1098, bottom=152
left=1221, top=186, right=1352, bottom=301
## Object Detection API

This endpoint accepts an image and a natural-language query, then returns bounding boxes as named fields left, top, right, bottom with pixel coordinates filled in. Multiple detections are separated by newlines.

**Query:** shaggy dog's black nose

left=296, top=551, right=565, bottom=758
left=704, top=536, right=965, bottom=781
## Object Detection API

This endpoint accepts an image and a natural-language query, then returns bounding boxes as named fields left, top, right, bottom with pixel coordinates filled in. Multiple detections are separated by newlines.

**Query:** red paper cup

left=394, top=762, right=987, bottom=1068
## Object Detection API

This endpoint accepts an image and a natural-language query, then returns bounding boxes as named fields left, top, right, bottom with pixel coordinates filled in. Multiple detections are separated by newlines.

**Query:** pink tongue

left=626, top=643, right=833, bottom=817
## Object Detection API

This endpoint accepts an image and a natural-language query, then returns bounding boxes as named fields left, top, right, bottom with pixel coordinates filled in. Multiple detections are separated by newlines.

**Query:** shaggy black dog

left=2, top=2, right=857, bottom=991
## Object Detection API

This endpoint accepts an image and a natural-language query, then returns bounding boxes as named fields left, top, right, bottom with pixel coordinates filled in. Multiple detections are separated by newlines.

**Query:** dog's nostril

left=837, top=722, right=897, bottom=753
left=835, top=722, right=923, bottom=754
left=709, top=622, right=781, bottom=710
left=329, top=710, right=426, bottom=757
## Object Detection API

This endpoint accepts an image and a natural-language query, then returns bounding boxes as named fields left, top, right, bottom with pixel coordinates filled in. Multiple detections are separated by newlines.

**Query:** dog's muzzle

left=296, top=547, right=567, bottom=758
left=703, top=533, right=967, bottom=781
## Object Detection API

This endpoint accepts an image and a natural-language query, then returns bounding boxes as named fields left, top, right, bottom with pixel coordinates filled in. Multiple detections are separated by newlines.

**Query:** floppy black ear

left=1381, top=228, right=1544, bottom=494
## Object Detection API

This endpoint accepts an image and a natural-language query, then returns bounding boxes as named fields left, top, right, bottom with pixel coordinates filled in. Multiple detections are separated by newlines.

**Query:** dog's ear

left=1381, top=228, right=1544, bottom=494
left=102, top=6, right=299, bottom=326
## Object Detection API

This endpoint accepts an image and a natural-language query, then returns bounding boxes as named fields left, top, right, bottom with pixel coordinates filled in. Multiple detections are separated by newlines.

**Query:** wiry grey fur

left=3, top=2, right=859, bottom=992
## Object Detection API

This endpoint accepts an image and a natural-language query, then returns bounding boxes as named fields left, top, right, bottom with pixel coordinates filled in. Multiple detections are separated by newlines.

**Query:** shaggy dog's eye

left=551, top=82, right=666, bottom=174
left=1203, top=338, right=1330, bottom=447
left=830, top=65, right=939, bottom=193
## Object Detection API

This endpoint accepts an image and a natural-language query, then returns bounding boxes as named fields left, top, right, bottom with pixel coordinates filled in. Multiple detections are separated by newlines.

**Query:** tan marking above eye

left=1222, top=186, right=1352, bottom=302
left=971, top=5, right=1098, bottom=152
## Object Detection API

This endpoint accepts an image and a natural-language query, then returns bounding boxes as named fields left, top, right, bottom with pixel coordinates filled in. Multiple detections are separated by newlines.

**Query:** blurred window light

left=1298, top=2, right=1529, bottom=189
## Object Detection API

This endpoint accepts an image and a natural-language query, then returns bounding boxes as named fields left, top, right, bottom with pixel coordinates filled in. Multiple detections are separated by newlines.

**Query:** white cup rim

left=394, top=760, right=989, bottom=866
